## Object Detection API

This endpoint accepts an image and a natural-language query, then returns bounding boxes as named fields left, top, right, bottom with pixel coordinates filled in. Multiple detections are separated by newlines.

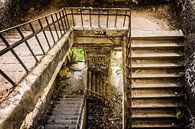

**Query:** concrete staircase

left=45, top=95, right=84, bottom=129
left=128, top=32, right=186, bottom=128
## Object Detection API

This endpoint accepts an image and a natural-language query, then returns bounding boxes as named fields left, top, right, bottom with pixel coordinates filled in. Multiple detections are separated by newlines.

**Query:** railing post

left=97, top=76, right=99, bottom=95
left=51, top=14, right=60, bottom=39
left=95, top=73, right=97, bottom=93
left=45, top=17, right=56, bottom=44
left=59, top=11, right=66, bottom=34
left=99, top=77, right=102, bottom=96
left=29, top=23, right=46, bottom=55
left=89, top=71, right=92, bottom=91
left=91, top=71, right=95, bottom=92
left=38, top=19, right=51, bottom=48
left=55, top=13, right=63, bottom=35
left=64, top=9, right=70, bottom=29
left=87, top=69, right=90, bottom=91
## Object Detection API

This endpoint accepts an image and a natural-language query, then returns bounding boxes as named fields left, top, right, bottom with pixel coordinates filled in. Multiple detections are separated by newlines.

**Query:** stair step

left=132, top=121, right=180, bottom=129
left=132, top=114, right=177, bottom=119
left=132, top=108, right=184, bottom=119
left=45, top=124, right=76, bottom=129
left=51, top=111, right=79, bottom=115
left=52, top=108, right=80, bottom=112
left=47, top=119, right=77, bottom=124
left=130, top=74, right=184, bottom=79
left=52, top=101, right=82, bottom=105
left=131, top=30, right=184, bottom=39
left=131, top=85, right=183, bottom=89
left=48, top=115, right=78, bottom=120
left=131, top=88, right=183, bottom=98
left=132, top=104, right=183, bottom=109
left=131, top=43, right=183, bottom=48
left=130, top=53, right=183, bottom=58
left=131, top=94, right=183, bottom=99
left=58, top=98, right=83, bottom=101
left=131, top=63, right=183, bottom=68
left=131, top=98, right=183, bottom=108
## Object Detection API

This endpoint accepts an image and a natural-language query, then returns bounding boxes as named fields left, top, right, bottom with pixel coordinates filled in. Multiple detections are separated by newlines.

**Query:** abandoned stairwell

left=0, top=6, right=187, bottom=129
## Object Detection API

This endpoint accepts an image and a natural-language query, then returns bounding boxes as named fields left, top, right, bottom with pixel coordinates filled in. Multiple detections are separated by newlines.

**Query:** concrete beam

left=73, top=28, right=127, bottom=47
left=0, top=30, right=74, bottom=129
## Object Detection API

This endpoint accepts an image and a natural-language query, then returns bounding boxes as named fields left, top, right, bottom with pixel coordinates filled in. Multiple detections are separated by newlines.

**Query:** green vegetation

left=72, top=48, right=85, bottom=61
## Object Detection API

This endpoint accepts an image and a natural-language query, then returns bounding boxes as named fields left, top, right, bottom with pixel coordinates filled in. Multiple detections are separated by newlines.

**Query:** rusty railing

left=0, top=7, right=130, bottom=97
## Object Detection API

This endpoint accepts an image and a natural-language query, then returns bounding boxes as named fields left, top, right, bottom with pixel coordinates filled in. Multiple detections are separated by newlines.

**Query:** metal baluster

left=87, top=70, right=90, bottom=90
left=0, top=69, right=16, bottom=86
left=71, top=9, right=75, bottom=26
left=115, top=9, right=118, bottom=27
left=38, top=19, right=51, bottom=48
left=55, top=13, right=63, bottom=36
left=89, top=9, right=92, bottom=27
left=80, top=8, right=84, bottom=27
left=51, top=14, right=60, bottom=40
left=45, top=17, right=56, bottom=44
left=97, top=77, right=100, bottom=95
left=123, top=10, right=127, bottom=27
left=64, top=9, right=70, bottom=29
left=16, top=27, right=38, bottom=63
left=106, top=9, right=109, bottom=27
left=95, top=74, right=97, bottom=93
left=59, top=11, right=66, bottom=34
left=61, top=10, right=68, bottom=31
left=29, top=23, right=45, bottom=55
left=0, top=34, right=28, bottom=72
left=98, top=9, right=100, bottom=27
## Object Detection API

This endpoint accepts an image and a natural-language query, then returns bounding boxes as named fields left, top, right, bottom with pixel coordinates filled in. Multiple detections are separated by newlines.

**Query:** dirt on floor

left=131, top=3, right=180, bottom=31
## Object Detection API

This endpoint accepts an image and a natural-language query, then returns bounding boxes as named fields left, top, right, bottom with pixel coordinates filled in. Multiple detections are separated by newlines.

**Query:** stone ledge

left=0, top=29, right=74, bottom=129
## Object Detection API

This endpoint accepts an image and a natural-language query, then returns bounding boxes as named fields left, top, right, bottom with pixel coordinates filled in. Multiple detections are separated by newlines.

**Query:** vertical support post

left=89, top=9, right=92, bottom=27
left=55, top=13, right=63, bottom=35
left=38, top=19, right=51, bottom=48
left=51, top=14, right=60, bottom=40
left=95, top=73, right=97, bottom=93
left=98, top=9, right=100, bottom=27
left=114, top=9, right=118, bottom=27
left=97, top=76, right=99, bottom=95
left=89, top=71, right=92, bottom=91
left=123, top=35, right=128, bottom=129
left=29, top=23, right=45, bottom=55
left=80, top=8, right=84, bottom=27
left=91, top=71, right=94, bottom=92
left=100, top=77, right=102, bottom=96
left=87, top=69, right=90, bottom=91
left=45, top=17, right=56, bottom=44
left=71, top=9, right=75, bottom=26
left=106, top=9, right=109, bottom=27
left=64, top=9, right=70, bottom=29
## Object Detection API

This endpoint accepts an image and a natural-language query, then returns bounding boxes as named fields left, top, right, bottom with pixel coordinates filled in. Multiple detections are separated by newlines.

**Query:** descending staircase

left=128, top=32, right=186, bottom=128
left=44, top=95, right=84, bottom=129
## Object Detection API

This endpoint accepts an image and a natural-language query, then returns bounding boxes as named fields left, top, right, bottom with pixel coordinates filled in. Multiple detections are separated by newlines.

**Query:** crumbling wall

left=174, top=0, right=195, bottom=128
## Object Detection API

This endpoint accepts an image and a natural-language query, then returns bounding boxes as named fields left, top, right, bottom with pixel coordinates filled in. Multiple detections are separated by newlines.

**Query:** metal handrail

left=0, top=7, right=131, bottom=94
left=86, top=89, right=105, bottom=101
left=76, top=94, right=86, bottom=129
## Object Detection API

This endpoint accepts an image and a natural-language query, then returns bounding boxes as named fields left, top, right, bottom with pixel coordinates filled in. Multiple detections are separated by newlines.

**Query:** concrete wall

left=0, top=30, right=74, bottom=129
left=174, top=0, right=195, bottom=128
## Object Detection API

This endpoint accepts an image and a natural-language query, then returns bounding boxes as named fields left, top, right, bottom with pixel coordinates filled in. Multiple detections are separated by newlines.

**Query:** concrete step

left=131, top=63, right=183, bottom=69
left=45, top=124, right=76, bottom=129
left=130, top=53, right=183, bottom=59
left=130, top=73, right=184, bottom=79
left=132, top=119, right=181, bottom=128
left=131, top=43, right=183, bottom=48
